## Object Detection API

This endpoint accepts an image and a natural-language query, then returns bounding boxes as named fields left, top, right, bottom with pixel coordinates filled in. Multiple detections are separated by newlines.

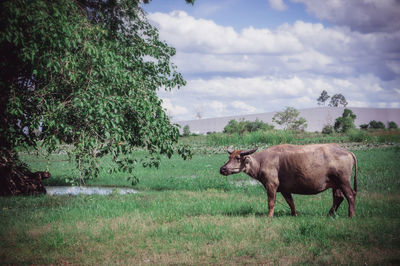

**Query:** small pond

left=45, top=186, right=138, bottom=196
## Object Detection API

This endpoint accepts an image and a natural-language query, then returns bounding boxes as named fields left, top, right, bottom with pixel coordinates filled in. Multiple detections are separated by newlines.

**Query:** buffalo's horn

left=240, top=148, right=258, bottom=156
left=227, top=146, right=234, bottom=154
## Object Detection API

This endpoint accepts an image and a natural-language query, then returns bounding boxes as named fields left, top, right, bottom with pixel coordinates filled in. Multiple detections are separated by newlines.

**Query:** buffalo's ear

left=227, top=146, right=234, bottom=154
left=240, top=148, right=257, bottom=156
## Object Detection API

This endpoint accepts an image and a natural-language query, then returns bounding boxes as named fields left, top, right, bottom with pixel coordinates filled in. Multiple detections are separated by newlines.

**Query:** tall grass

left=205, top=129, right=400, bottom=147
left=206, top=130, right=295, bottom=146
left=348, top=129, right=400, bottom=143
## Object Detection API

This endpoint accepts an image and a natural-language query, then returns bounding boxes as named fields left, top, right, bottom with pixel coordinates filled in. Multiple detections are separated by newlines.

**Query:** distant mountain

left=176, top=107, right=400, bottom=134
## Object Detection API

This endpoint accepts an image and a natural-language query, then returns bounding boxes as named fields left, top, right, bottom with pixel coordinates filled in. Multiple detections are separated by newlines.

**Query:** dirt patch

left=358, top=191, right=400, bottom=201
left=327, top=244, right=400, bottom=265
left=29, top=224, right=52, bottom=239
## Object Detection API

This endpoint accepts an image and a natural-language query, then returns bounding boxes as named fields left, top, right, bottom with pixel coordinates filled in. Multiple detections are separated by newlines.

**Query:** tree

left=334, top=108, right=356, bottom=133
left=0, top=0, right=192, bottom=194
left=272, top=107, right=307, bottom=131
left=369, top=120, right=385, bottom=129
left=182, top=125, right=191, bottom=137
left=224, top=119, right=247, bottom=135
left=317, top=90, right=330, bottom=106
left=329, top=93, right=348, bottom=107
left=388, top=121, right=398, bottom=129
left=244, top=119, right=274, bottom=132
left=322, top=125, right=334, bottom=134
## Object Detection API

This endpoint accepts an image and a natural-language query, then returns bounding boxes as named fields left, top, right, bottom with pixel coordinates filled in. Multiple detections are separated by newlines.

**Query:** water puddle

left=45, top=186, right=138, bottom=196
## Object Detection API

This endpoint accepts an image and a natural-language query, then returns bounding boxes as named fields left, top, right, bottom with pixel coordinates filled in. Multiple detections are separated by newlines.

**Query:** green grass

left=205, top=129, right=400, bottom=147
left=1, top=146, right=400, bottom=264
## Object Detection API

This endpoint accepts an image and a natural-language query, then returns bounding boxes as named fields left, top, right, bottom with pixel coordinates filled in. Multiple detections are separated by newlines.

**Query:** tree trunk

left=0, top=43, right=50, bottom=196
left=0, top=151, right=50, bottom=196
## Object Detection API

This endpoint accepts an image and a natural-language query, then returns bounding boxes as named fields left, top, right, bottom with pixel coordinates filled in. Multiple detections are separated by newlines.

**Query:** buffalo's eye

left=235, top=157, right=240, bottom=161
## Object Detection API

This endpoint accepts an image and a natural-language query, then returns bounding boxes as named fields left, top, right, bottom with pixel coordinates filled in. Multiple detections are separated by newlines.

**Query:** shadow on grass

left=42, top=175, right=73, bottom=186
left=220, top=206, right=294, bottom=217
left=219, top=205, right=340, bottom=218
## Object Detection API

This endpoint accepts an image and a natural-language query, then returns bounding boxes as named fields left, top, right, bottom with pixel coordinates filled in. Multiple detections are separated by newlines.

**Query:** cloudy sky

left=142, top=0, right=400, bottom=121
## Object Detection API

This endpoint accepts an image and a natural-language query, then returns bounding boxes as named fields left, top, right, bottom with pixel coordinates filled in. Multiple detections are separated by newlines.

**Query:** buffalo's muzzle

left=220, top=166, right=229, bottom=176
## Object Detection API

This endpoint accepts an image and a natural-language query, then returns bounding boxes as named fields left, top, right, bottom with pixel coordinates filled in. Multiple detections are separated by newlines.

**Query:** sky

left=142, top=0, right=400, bottom=122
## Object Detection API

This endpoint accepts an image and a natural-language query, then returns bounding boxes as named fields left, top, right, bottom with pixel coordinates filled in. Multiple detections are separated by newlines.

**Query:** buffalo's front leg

left=282, top=192, right=297, bottom=216
left=265, top=183, right=278, bottom=217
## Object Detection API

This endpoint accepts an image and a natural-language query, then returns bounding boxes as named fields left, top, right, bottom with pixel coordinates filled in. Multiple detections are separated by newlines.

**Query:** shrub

left=347, top=129, right=371, bottom=142
left=334, top=108, right=356, bottom=133
left=360, top=124, right=369, bottom=130
left=388, top=121, right=398, bottom=129
left=206, top=130, right=294, bottom=146
left=223, top=119, right=274, bottom=134
left=182, top=125, right=191, bottom=137
left=322, top=125, right=334, bottom=135
left=369, top=120, right=385, bottom=129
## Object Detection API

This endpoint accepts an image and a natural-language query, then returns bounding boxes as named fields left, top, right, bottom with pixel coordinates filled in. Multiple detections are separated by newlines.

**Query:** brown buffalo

left=220, top=144, right=357, bottom=217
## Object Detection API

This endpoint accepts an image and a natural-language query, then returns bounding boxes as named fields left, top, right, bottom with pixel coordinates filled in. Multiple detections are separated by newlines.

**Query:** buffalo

left=220, top=144, right=357, bottom=217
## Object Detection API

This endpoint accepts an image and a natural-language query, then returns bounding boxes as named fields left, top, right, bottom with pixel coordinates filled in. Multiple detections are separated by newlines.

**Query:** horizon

left=175, top=106, right=400, bottom=123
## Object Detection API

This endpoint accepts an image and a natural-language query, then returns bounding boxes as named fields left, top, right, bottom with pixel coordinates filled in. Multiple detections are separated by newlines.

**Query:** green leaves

left=272, top=107, right=308, bottom=131
left=334, top=108, right=356, bottom=133
left=1, top=0, right=191, bottom=185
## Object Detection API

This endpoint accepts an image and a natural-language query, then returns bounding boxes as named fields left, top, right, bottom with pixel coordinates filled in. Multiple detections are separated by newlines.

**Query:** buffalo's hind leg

left=281, top=192, right=297, bottom=216
left=328, top=188, right=344, bottom=216
left=340, top=181, right=356, bottom=218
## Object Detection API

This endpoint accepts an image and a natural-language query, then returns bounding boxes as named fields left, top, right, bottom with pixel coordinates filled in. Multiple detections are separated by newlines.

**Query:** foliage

left=360, top=124, right=369, bottom=130
left=329, top=93, right=348, bottom=107
left=388, top=121, right=398, bottom=129
left=369, top=120, right=386, bottom=129
left=321, top=125, right=334, bottom=135
left=347, top=129, right=371, bottom=142
left=317, top=90, right=330, bottom=106
left=223, top=119, right=274, bottom=135
left=334, top=108, right=356, bottom=133
left=182, top=125, right=191, bottom=137
left=207, top=130, right=294, bottom=146
left=0, top=0, right=191, bottom=185
left=272, top=107, right=307, bottom=131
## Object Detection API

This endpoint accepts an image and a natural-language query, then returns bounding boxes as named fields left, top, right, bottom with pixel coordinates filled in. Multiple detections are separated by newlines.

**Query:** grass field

left=1, top=145, right=400, bottom=264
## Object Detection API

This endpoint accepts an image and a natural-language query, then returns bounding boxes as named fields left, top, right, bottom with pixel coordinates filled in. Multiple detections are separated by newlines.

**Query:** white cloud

left=187, top=76, right=307, bottom=99
left=269, top=0, right=288, bottom=11
left=292, top=0, right=400, bottom=33
left=231, top=101, right=260, bottom=113
left=150, top=11, right=400, bottom=79
left=149, top=11, right=303, bottom=54
left=194, top=100, right=227, bottom=118
left=386, top=61, right=400, bottom=75
left=150, top=10, right=400, bottom=121
left=161, top=98, right=188, bottom=119
left=161, top=74, right=400, bottom=120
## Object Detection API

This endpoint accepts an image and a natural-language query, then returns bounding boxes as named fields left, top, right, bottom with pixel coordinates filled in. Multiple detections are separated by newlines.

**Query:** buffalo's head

left=219, top=147, right=258, bottom=176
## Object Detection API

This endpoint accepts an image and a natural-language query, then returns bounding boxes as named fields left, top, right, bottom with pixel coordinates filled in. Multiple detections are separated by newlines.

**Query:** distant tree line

left=322, top=108, right=398, bottom=134
left=360, top=120, right=398, bottom=130
left=221, top=106, right=307, bottom=134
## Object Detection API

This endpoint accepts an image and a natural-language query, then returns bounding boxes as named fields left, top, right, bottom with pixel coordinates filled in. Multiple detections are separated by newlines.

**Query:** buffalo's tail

left=350, top=152, right=357, bottom=192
